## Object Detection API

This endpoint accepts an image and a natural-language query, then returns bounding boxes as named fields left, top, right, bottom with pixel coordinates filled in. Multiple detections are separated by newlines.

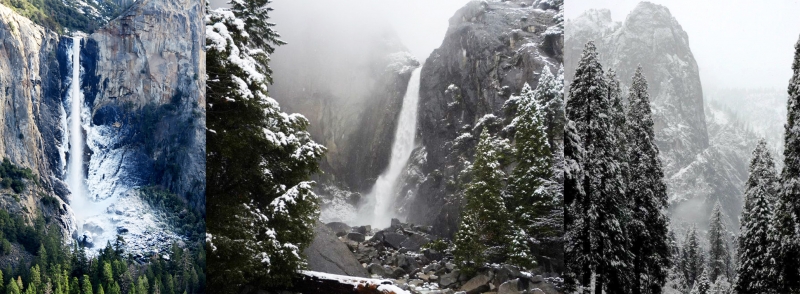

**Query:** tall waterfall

left=366, top=67, right=422, bottom=229
left=66, top=36, right=86, bottom=203
left=65, top=36, right=97, bottom=246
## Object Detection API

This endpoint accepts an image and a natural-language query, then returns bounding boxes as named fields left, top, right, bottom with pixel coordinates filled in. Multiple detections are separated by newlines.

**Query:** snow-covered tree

left=690, top=269, right=711, bottom=294
left=563, top=118, right=587, bottom=293
left=453, top=128, right=512, bottom=274
left=708, top=276, right=732, bottom=294
left=564, top=41, right=631, bottom=293
left=625, top=66, right=671, bottom=294
left=776, top=35, right=800, bottom=293
left=708, top=201, right=733, bottom=283
left=682, top=225, right=705, bottom=289
left=735, top=139, right=779, bottom=293
left=505, top=68, right=561, bottom=270
left=205, top=1, right=326, bottom=291
left=564, top=41, right=605, bottom=293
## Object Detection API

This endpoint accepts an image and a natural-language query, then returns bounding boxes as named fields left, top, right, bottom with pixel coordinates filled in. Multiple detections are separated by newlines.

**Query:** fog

left=209, top=0, right=471, bottom=62
left=565, top=0, right=800, bottom=92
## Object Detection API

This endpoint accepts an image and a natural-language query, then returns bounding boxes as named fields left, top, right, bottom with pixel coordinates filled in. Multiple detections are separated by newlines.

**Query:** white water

left=363, top=67, right=422, bottom=229
left=66, top=37, right=88, bottom=206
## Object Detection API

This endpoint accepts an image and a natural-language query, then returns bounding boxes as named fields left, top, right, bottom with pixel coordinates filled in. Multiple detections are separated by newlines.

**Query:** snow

left=300, top=271, right=410, bottom=294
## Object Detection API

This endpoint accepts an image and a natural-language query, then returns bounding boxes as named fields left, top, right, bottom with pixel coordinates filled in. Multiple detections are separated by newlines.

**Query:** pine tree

left=565, top=41, right=631, bottom=294
left=776, top=34, right=800, bottom=293
left=690, top=269, right=711, bottom=294
left=735, top=140, right=779, bottom=293
left=563, top=118, right=587, bottom=293
left=7, top=278, right=20, bottom=294
left=453, top=129, right=512, bottom=274
left=80, top=276, right=91, bottom=294
left=505, top=69, right=557, bottom=269
left=708, top=276, right=732, bottom=294
left=625, top=66, right=671, bottom=294
left=708, top=201, right=732, bottom=283
left=682, top=226, right=705, bottom=289
left=205, top=0, right=325, bottom=291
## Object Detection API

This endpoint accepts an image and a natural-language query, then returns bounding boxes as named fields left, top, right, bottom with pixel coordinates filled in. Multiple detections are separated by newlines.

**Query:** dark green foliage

left=0, top=158, right=35, bottom=194
left=680, top=226, right=704, bottom=289
left=0, top=0, right=120, bottom=34
left=139, top=186, right=204, bottom=240
left=453, top=129, right=512, bottom=274
left=0, top=213, right=205, bottom=294
left=205, top=1, right=324, bottom=292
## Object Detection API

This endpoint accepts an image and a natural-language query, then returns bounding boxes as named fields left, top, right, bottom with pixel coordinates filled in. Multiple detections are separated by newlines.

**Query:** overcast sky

left=566, top=0, right=800, bottom=91
left=210, top=0, right=471, bottom=62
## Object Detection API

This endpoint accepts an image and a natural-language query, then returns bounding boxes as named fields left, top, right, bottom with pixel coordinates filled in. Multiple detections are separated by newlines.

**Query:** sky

left=565, top=0, right=800, bottom=91
left=209, top=0, right=472, bottom=62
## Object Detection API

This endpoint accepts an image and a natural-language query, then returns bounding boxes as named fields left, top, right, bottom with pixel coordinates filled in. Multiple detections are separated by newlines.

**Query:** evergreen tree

left=453, top=129, right=512, bottom=274
left=625, top=66, right=671, bottom=294
left=565, top=41, right=631, bottom=294
left=205, top=0, right=325, bottom=291
left=563, top=118, right=587, bottom=293
left=682, top=226, right=705, bottom=289
left=6, top=278, right=20, bottom=294
left=505, top=68, right=559, bottom=269
left=735, top=140, right=779, bottom=293
left=708, top=276, right=732, bottom=294
left=776, top=35, right=800, bottom=293
left=80, top=275, right=91, bottom=294
left=708, top=201, right=732, bottom=283
left=690, top=269, right=711, bottom=294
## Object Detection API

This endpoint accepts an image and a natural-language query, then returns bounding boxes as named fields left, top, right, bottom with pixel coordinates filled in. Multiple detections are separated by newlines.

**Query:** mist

left=566, top=0, right=800, bottom=92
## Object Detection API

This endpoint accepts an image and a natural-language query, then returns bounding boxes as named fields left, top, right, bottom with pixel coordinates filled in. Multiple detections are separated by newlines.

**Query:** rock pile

left=327, top=219, right=561, bottom=294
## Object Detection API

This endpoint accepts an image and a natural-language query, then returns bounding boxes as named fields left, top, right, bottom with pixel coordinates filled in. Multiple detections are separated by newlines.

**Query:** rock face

left=409, top=0, right=563, bottom=237
left=85, top=0, right=205, bottom=209
left=0, top=4, right=77, bottom=236
left=565, top=2, right=755, bottom=232
left=565, top=3, right=707, bottom=175
left=0, top=0, right=204, bottom=251
left=304, top=222, right=369, bottom=277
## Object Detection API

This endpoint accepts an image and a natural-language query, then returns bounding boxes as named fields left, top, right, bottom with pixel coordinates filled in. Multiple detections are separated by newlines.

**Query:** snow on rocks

left=325, top=218, right=561, bottom=294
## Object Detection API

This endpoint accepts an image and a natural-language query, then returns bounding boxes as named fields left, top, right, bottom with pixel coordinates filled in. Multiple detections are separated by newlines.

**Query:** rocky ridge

left=409, top=0, right=563, bottom=238
left=565, top=2, right=757, bottom=233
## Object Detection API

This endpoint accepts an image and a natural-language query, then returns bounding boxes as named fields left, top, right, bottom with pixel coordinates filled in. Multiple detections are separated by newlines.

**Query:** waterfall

left=65, top=36, right=97, bottom=246
left=365, top=67, right=422, bottom=229
left=66, top=36, right=86, bottom=203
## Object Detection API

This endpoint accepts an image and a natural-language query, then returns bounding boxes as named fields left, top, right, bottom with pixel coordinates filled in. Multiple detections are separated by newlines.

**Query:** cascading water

left=363, top=67, right=422, bottom=229
left=65, top=36, right=92, bottom=243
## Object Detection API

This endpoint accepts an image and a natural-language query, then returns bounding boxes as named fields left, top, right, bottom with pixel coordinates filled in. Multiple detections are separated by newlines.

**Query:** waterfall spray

left=364, top=67, right=422, bottom=229
left=66, top=36, right=86, bottom=203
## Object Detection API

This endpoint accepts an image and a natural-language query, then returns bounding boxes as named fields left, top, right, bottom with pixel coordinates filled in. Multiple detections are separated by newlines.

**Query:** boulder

left=353, top=225, right=370, bottom=235
left=383, top=232, right=408, bottom=249
left=439, top=269, right=460, bottom=288
left=367, top=263, right=386, bottom=277
left=400, top=233, right=430, bottom=251
left=388, top=267, right=407, bottom=279
left=347, top=232, right=365, bottom=242
left=460, top=271, right=493, bottom=294
left=423, top=248, right=444, bottom=261
left=303, top=221, right=368, bottom=277
left=498, top=278, right=522, bottom=294
left=326, top=222, right=351, bottom=237
left=370, top=231, right=385, bottom=242
left=493, top=264, right=521, bottom=287
left=391, top=218, right=402, bottom=228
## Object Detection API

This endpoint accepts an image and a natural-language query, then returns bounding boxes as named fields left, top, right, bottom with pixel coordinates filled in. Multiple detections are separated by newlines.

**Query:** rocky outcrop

left=304, top=221, right=369, bottom=277
left=409, top=0, right=563, bottom=237
left=565, top=2, right=708, bottom=175
left=84, top=0, right=205, bottom=209
left=0, top=4, right=76, bottom=235
left=565, top=2, right=754, bottom=232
